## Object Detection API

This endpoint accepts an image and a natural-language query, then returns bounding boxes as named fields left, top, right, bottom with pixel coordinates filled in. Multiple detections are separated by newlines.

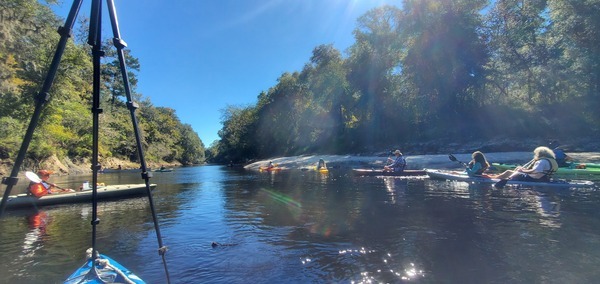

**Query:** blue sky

left=50, top=0, right=401, bottom=146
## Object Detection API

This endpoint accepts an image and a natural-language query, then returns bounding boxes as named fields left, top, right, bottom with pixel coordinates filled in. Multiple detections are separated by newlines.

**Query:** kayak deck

left=491, top=163, right=600, bottom=176
left=0, top=184, right=156, bottom=209
left=353, top=169, right=427, bottom=177
left=64, top=253, right=145, bottom=284
left=426, top=169, right=594, bottom=188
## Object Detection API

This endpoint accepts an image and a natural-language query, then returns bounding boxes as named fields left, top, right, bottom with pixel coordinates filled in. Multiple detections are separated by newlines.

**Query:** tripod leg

left=0, top=0, right=84, bottom=217
left=105, top=1, right=171, bottom=282
left=87, top=0, right=103, bottom=264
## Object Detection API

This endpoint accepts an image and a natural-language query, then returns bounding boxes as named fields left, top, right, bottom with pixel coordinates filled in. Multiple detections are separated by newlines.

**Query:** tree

left=346, top=5, right=404, bottom=147
left=302, top=44, right=353, bottom=153
left=178, top=124, right=205, bottom=164
left=401, top=0, right=488, bottom=136
left=547, top=0, right=600, bottom=132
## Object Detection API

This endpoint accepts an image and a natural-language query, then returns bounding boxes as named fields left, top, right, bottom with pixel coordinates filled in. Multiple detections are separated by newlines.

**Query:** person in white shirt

left=494, top=146, right=559, bottom=182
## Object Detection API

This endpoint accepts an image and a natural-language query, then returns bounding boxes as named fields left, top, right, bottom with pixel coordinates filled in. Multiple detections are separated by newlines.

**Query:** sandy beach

left=245, top=152, right=600, bottom=171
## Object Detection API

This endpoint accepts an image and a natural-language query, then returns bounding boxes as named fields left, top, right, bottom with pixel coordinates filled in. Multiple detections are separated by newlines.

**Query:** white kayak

left=0, top=184, right=156, bottom=209
left=425, top=169, right=595, bottom=188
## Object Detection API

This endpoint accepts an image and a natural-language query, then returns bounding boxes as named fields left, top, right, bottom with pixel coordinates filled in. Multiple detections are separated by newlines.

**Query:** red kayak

left=352, top=169, right=427, bottom=177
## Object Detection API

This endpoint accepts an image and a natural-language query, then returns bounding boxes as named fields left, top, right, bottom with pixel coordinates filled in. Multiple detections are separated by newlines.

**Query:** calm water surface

left=1, top=165, right=600, bottom=283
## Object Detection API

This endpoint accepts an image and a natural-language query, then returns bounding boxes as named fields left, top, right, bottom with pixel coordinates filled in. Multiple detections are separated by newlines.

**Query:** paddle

left=25, top=171, right=69, bottom=191
left=448, top=154, right=467, bottom=166
left=493, top=159, right=535, bottom=189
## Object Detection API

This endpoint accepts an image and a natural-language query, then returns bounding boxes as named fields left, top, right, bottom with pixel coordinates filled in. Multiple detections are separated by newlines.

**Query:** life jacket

left=29, top=182, right=50, bottom=197
left=393, top=156, right=406, bottom=171
left=543, top=158, right=559, bottom=177
left=525, top=158, right=558, bottom=180
left=468, top=161, right=489, bottom=175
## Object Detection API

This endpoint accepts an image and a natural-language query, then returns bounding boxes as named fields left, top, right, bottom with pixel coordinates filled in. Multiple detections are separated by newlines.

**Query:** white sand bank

left=244, top=152, right=600, bottom=171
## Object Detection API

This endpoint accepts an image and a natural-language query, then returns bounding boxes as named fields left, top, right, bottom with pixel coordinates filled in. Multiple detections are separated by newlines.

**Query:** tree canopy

left=210, top=0, right=600, bottom=163
left=0, top=0, right=205, bottom=168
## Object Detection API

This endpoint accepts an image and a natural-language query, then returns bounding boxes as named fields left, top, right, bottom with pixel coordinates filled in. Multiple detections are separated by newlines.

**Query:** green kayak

left=491, top=162, right=600, bottom=176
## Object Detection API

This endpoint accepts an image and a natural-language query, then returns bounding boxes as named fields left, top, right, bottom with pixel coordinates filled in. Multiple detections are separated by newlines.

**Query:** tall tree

left=300, top=44, right=352, bottom=153
left=346, top=5, right=404, bottom=147
left=486, top=0, right=553, bottom=105
left=548, top=0, right=600, bottom=132
left=401, top=0, right=488, bottom=136
left=217, top=105, right=257, bottom=163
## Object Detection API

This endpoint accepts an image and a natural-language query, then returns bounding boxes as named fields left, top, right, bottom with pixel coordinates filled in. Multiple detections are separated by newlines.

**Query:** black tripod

left=0, top=0, right=171, bottom=282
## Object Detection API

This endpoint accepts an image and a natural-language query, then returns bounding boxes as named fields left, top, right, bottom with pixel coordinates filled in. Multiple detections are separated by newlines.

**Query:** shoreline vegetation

left=4, top=137, right=598, bottom=176
left=2, top=138, right=599, bottom=196
left=4, top=2, right=600, bottom=177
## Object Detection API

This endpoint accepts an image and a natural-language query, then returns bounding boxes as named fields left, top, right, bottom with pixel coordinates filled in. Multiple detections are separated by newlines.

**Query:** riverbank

left=244, top=152, right=600, bottom=171
left=3, top=137, right=599, bottom=181
left=0, top=154, right=181, bottom=178
left=244, top=136, right=600, bottom=170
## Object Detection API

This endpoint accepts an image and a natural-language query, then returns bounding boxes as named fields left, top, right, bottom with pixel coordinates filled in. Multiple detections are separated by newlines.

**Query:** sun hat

left=394, top=150, right=402, bottom=155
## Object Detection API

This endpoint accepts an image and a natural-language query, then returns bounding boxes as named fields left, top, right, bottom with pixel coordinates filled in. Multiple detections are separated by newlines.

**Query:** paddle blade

left=494, top=179, right=509, bottom=189
left=448, top=154, right=457, bottom=162
left=25, top=171, right=42, bottom=183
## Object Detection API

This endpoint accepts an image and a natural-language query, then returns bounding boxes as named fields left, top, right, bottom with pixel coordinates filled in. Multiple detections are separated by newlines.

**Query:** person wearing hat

left=549, top=140, right=572, bottom=167
left=29, top=170, right=73, bottom=197
left=383, top=150, right=407, bottom=172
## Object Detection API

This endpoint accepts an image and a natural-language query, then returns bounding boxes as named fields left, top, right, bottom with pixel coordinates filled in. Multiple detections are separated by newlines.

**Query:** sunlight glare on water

left=1, top=162, right=600, bottom=283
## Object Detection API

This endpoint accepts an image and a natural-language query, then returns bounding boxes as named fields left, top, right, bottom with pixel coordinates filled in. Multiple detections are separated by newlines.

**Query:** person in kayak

left=383, top=150, right=406, bottom=172
left=493, top=146, right=559, bottom=183
left=465, top=151, right=490, bottom=177
left=316, top=159, right=327, bottom=170
left=29, top=170, right=73, bottom=197
left=549, top=141, right=572, bottom=167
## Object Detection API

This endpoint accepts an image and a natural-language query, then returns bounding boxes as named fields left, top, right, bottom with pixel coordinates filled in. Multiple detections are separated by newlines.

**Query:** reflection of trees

left=0, top=199, right=160, bottom=283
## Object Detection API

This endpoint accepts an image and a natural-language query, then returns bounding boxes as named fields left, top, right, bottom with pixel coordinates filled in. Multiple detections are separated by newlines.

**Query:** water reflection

left=21, top=211, right=49, bottom=258
left=2, top=165, right=600, bottom=283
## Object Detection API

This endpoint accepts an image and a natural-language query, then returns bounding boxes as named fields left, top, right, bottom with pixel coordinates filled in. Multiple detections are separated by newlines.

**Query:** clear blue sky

left=50, top=0, right=401, bottom=146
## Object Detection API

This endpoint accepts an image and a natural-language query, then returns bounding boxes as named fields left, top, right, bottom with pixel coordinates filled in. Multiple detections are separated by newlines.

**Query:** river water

left=1, top=163, right=600, bottom=283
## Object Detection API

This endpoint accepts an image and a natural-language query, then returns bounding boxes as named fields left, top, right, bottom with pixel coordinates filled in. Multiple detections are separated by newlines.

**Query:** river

left=1, top=158, right=600, bottom=283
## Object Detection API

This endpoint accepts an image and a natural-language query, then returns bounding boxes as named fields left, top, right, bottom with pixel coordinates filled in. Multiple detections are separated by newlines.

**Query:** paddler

left=465, top=151, right=490, bottom=177
left=316, top=159, right=327, bottom=170
left=493, top=146, right=559, bottom=186
left=383, top=150, right=406, bottom=173
left=549, top=140, right=572, bottom=167
left=29, top=170, right=74, bottom=197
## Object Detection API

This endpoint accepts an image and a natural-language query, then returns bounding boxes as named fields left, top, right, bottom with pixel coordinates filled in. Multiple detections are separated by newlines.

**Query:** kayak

left=491, top=163, right=600, bottom=176
left=353, top=169, right=428, bottom=177
left=259, top=166, right=282, bottom=172
left=425, top=169, right=594, bottom=188
left=64, top=253, right=145, bottom=283
left=317, top=168, right=329, bottom=174
left=0, top=184, right=156, bottom=209
left=153, top=168, right=173, bottom=172
left=299, top=166, right=329, bottom=173
left=316, top=167, right=329, bottom=174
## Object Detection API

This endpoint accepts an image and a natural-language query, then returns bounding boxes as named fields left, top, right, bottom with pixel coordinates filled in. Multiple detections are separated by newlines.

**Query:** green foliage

left=0, top=117, right=25, bottom=159
left=1, top=1, right=205, bottom=167
left=213, top=0, right=600, bottom=161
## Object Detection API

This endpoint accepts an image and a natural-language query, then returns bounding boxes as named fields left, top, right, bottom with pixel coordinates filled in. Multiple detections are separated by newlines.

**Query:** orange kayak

left=259, top=166, right=282, bottom=172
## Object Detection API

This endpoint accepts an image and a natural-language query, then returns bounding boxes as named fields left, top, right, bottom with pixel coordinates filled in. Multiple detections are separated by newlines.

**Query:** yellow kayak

left=317, top=167, right=329, bottom=174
